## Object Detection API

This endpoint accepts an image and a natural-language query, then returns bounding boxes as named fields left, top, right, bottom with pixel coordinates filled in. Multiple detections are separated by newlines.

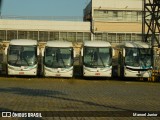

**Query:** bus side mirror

left=41, top=48, right=44, bottom=57
left=123, top=48, right=125, bottom=57
left=37, top=47, right=39, bottom=56
left=5, top=48, right=7, bottom=55
left=4, top=46, right=8, bottom=55
left=73, top=49, right=76, bottom=58
left=81, top=48, right=83, bottom=56
left=112, top=49, right=115, bottom=57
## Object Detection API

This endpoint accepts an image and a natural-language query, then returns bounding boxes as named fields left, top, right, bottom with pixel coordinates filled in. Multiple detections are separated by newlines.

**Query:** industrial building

left=0, top=19, right=91, bottom=42
left=84, top=0, right=144, bottom=43
left=0, top=0, right=159, bottom=44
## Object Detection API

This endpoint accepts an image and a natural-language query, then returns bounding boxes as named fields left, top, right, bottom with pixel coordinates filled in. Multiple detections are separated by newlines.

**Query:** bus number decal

left=19, top=72, right=24, bottom=75
left=95, top=73, right=100, bottom=76
left=56, top=74, right=61, bottom=77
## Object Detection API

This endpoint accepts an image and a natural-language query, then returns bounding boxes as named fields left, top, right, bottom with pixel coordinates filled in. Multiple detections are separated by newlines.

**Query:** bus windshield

left=84, top=47, right=112, bottom=68
left=44, top=47, right=72, bottom=68
left=8, top=45, right=37, bottom=66
left=125, top=48, right=152, bottom=68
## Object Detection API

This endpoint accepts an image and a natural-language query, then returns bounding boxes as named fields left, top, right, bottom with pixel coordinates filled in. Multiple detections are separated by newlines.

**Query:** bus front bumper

left=44, top=66, right=73, bottom=77
left=83, top=66, right=112, bottom=77
left=8, top=65, right=37, bottom=76
left=124, top=68, right=152, bottom=78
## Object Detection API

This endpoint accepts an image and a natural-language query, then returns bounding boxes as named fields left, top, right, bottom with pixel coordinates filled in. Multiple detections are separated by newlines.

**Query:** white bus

left=42, top=41, right=74, bottom=77
left=117, top=41, right=152, bottom=78
left=6, top=39, right=39, bottom=76
left=82, top=41, right=115, bottom=77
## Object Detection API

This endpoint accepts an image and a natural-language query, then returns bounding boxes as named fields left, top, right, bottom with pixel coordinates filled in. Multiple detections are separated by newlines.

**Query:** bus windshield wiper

left=54, top=49, right=66, bottom=68
left=59, top=52, right=66, bottom=68
left=99, top=54, right=105, bottom=67
left=23, top=56, right=29, bottom=66
left=15, top=51, right=21, bottom=66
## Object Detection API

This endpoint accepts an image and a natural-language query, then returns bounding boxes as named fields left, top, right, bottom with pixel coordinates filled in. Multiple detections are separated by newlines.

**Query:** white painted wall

left=92, top=0, right=142, bottom=10
left=0, top=20, right=90, bottom=32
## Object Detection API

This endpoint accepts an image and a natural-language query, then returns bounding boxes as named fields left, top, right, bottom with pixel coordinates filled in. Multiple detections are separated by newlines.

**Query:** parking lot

left=0, top=77, right=160, bottom=120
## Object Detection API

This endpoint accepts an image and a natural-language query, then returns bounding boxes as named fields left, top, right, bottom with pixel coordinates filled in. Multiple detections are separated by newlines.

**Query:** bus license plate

left=137, top=74, right=141, bottom=77
left=95, top=73, right=100, bottom=76
left=19, top=72, right=24, bottom=75
left=56, top=74, right=61, bottom=77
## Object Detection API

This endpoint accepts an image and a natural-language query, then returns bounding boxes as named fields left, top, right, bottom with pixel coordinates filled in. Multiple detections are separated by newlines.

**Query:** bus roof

left=84, top=41, right=111, bottom=47
left=9, top=39, right=37, bottom=46
left=46, top=41, right=73, bottom=48
left=121, top=41, right=151, bottom=48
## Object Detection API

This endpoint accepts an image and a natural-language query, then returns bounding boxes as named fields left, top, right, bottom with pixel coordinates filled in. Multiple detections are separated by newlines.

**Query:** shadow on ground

left=0, top=87, right=136, bottom=112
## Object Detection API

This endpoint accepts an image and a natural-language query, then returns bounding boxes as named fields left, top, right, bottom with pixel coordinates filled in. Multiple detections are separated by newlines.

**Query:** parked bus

left=6, top=39, right=39, bottom=76
left=117, top=41, right=152, bottom=78
left=82, top=41, right=115, bottom=77
left=42, top=41, right=74, bottom=77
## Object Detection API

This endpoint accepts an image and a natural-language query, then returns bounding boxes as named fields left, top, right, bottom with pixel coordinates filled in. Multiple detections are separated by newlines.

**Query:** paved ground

left=0, top=77, right=160, bottom=120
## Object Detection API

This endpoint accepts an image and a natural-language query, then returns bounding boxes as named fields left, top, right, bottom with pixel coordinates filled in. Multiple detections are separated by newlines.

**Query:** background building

left=84, top=0, right=159, bottom=43
left=0, top=18, right=90, bottom=42
left=0, top=0, right=159, bottom=44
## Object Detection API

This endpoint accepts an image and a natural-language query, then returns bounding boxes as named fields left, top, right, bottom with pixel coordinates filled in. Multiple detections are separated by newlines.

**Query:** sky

left=1, top=0, right=90, bottom=16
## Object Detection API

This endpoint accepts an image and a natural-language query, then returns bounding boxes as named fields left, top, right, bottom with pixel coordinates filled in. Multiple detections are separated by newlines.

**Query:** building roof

left=84, top=41, right=111, bottom=47
left=10, top=39, right=37, bottom=46
left=92, top=0, right=142, bottom=10
left=122, top=41, right=151, bottom=48
left=0, top=19, right=90, bottom=32
left=46, top=41, right=73, bottom=47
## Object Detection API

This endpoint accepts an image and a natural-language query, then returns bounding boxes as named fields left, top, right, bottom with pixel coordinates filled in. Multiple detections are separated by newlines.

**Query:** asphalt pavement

left=0, top=77, right=160, bottom=120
